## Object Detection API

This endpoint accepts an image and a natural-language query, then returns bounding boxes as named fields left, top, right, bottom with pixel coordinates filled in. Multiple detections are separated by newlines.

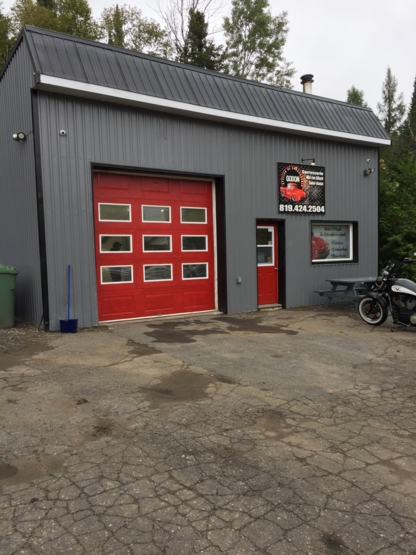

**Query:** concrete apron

left=1, top=307, right=415, bottom=554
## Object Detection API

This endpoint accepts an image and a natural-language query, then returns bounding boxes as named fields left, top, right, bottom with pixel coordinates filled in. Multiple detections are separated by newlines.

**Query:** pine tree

left=377, top=67, right=406, bottom=135
left=346, top=86, right=368, bottom=107
left=401, top=75, right=416, bottom=158
left=179, top=8, right=223, bottom=70
left=223, top=0, right=294, bottom=87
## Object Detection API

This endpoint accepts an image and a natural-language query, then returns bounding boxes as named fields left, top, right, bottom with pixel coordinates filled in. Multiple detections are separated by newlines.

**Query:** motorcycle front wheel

left=358, top=297, right=388, bottom=325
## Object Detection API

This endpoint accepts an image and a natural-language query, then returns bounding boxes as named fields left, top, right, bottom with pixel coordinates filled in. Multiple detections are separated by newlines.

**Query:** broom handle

left=67, top=265, right=71, bottom=320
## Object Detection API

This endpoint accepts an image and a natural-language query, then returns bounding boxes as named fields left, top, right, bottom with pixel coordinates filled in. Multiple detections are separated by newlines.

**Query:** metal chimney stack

left=300, top=74, right=314, bottom=94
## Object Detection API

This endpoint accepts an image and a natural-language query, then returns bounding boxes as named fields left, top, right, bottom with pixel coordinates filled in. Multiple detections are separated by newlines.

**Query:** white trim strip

left=37, top=75, right=391, bottom=146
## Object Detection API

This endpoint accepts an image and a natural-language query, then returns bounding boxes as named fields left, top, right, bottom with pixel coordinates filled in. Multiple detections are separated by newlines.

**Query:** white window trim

left=99, top=234, right=133, bottom=253
left=311, top=222, right=354, bottom=263
left=98, top=202, right=131, bottom=222
left=143, top=264, right=173, bottom=282
left=181, top=207, right=207, bottom=224
left=101, top=265, right=134, bottom=284
left=182, top=263, right=209, bottom=280
left=142, top=205, right=171, bottom=223
left=181, top=235, right=208, bottom=252
left=257, top=226, right=274, bottom=267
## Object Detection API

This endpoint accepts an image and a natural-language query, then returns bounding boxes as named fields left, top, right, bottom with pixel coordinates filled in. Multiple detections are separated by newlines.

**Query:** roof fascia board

left=35, top=74, right=391, bottom=147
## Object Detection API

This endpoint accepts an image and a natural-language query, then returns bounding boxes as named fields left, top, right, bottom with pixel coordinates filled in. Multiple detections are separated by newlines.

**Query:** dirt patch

left=256, top=410, right=294, bottom=440
left=322, top=532, right=347, bottom=554
left=0, top=454, right=66, bottom=488
left=143, top=368, right=216, bottom=409
left=79, top=416, right=133, bottom=444
left=0, top=323, right=52, bottom=371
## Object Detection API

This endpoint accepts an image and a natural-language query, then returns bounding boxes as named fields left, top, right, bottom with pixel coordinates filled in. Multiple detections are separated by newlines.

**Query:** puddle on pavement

left=0, top=455, right=66, bottom=487
left=143, top=368, right=218, bottom=409
left=217, top=316, right=298, bottom=335
left=256, top=410, right=294, bottom=440
left=0, top=332, right=53, bottom=371
left=144, top=320, right=225, bottom=344
left=127, top=339, right=162, bottom=357
left=144, top=316, right=297, bottom=345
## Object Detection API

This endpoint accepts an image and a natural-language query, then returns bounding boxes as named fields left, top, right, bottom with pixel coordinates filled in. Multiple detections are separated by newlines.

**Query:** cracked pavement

left=1, top=307, right=416, bottom=554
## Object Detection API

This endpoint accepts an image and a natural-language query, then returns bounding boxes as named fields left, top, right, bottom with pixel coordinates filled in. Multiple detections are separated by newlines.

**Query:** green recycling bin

left=0, top=265, right=19, bottom=328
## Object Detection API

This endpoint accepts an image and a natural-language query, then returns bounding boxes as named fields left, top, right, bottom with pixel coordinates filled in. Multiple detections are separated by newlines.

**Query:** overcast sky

left=3, top=0, right=415, bottom=112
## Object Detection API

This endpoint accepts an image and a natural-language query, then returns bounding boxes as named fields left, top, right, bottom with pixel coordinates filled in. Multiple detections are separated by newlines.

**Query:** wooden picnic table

left=315, top=277, right=378, bottom=308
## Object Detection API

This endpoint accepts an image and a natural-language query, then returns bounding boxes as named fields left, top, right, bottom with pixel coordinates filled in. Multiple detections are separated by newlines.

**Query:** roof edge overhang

left=34, top=74, right=391, bottom=147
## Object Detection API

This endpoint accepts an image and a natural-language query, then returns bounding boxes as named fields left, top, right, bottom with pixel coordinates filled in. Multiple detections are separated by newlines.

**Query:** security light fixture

left=302, top=158, right=315, bottom=165
left=13, top=132, right=26, bottom=142
left=364, top=167, right=375, bottom=176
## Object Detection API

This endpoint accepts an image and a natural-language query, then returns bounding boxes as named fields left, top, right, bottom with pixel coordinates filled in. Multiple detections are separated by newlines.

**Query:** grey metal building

left=0, top=26, right=390, bottom=331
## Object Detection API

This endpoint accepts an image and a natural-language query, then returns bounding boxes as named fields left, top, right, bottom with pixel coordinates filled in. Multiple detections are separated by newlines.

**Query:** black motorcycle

left=358, top=256, right=416, bottom=327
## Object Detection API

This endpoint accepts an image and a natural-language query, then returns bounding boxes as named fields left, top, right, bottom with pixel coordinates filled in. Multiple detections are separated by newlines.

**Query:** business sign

left=278, top=162, right=325, bottom=214
left=311, top=223, right=353, bottom=262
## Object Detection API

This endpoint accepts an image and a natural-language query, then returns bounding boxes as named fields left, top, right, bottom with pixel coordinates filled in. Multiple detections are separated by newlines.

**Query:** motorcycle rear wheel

left=358, top=297, right=388, bottom=325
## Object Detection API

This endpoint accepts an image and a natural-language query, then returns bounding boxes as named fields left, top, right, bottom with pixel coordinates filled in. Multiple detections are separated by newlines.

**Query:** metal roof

left=12, top=26, right=391, bottom=145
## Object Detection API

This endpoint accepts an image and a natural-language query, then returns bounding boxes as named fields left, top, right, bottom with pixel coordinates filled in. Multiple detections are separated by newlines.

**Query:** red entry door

left=257, top=222, right=279, bottom=306
left=93, top=173, right=216, bottom=321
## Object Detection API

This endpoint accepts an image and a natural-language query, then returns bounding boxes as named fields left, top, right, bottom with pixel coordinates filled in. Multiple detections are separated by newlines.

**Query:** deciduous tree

left=10, top=0, right=60, bottom=35
left=57, top=0, right=100, bottom=40
left=223, top=0, right=294, bottom=87
left=0, top=3, right=12, bottom=67
left=101, top=4, right=172, bottom=58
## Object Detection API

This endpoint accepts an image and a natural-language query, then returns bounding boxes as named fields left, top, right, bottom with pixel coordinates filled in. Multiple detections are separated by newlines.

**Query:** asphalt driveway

left=1, top=307, right=416, bottom=554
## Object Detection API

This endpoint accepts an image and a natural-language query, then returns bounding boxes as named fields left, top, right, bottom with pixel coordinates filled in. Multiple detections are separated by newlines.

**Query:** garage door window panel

left=100, top=235, right=132, bottom=253
left=144, top=264, right=173, bottom=282
left=101, top=266, right=133, bottom=283
left=182, top=236, right=208, bottom=251
left=142, top=205, right=171, bottom=222
left=181, top=207, right=207, bottom=223
left=99, top=203, right=131, bottom=222
left=182, top=263, right=208, bottom=279
left=143, top=236, right=172, bottom=252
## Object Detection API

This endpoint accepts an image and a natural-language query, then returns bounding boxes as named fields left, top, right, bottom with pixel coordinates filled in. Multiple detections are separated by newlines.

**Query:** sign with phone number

left=280, top=205, right=325, bottom=213
left=278, top=162, right=325, bottom=214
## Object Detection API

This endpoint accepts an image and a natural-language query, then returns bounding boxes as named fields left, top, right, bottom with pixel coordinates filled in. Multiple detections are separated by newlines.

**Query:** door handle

left=274, top=268, right=278, bottom=271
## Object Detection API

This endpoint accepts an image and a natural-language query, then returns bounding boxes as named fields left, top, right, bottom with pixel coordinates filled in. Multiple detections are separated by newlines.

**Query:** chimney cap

left=300, top=74, right=314, bottom=85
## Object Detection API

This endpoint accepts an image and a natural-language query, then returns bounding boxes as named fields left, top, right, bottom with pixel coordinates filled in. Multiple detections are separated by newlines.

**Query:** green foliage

left=0, top=3, right=13, bottom=67
left=179, top=8, right=224, bottom=70
left=223, top=0, right=294, bottom=87
left=346, top=86, right=368, bottom=107
left=377, top=67, right=406, bottom=135
left=37, top=0, right=56, bottom=10
left=10, top=0, right=60, bottom=35
left=57, top=0, right=101, bottom=40
left=101, top=4, right=173, bottom=58
left=379, top=153, right=416, bottom=279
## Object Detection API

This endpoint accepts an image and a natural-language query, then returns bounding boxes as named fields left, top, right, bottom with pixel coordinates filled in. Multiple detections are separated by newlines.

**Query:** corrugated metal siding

left=24, top=26, right=389, bottom=141
left=37, top=93, right=379, bottom=330
left=0, top=42, right=43, bottom=325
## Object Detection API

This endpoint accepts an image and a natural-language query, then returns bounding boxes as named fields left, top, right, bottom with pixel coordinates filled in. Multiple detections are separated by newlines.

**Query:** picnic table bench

left=315, top=277, right=378, bottom=308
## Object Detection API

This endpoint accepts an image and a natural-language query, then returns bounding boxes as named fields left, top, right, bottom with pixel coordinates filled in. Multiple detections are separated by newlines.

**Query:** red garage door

left=94, top=173, right=216, bottom=321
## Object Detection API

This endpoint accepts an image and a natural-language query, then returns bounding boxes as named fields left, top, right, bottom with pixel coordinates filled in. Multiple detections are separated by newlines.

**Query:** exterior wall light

left=302, top=158, right=315, bottom=165
left=12, top=132, right=27, bottom=141
left=364, top=168, right=375, bottom=176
